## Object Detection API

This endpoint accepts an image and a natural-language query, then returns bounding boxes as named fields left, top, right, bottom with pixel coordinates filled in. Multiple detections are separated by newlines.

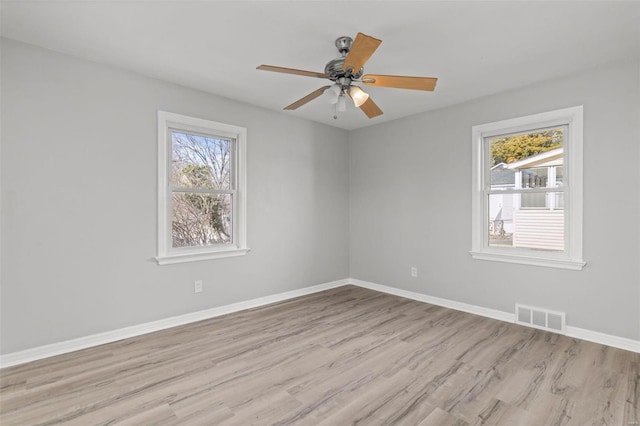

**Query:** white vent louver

left=515, top=304, right=566, bottom=334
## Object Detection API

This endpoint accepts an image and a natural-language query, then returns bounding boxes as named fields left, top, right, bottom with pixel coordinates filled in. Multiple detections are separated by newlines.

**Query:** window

left=156, top=111, right=248, bottom=265
left=470, top=106, right=584, bottom=270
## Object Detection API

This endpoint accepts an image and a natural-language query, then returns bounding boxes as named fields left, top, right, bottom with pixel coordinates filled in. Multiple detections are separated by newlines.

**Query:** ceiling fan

left=257, top=32, right=438, bottom=119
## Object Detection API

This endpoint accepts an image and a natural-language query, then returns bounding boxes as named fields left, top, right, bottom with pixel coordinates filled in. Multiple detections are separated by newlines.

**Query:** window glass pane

left=488, top=194, right=514, bottom=247
left=555, top=191, right=564, bottom=210
left=520, top=167, right=548, bottom=188
left=171, top=130, right=232, bottom=190
left=521, top=190, right=564, bottom=210
left=488, top=163, right=515, bottom=190
left=521, top=192, right=547, bottom=209
left=489, top=127, right=564, bottom=188
left=555, top=166, right=564, bottom=186
left=489, top=193, right=564, bottom=251
left=172, top=193, right=232, bottom=247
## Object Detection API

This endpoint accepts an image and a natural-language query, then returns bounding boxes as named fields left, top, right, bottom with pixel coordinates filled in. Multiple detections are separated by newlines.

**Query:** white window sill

left=469, top=251, right=585, bottom=270
left=156, top=248, right=250, bottom=265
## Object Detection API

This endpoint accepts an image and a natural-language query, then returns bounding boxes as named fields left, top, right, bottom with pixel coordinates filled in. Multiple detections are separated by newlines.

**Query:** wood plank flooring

left=1, top=285, right=638, bottom=425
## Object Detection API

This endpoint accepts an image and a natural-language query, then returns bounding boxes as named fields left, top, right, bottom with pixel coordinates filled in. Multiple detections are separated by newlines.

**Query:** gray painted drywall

left=0, top=39, right=349, bottom=354
left=349, top=61, right=640, bottom=340
left=2, top=37, right=638, bottom=356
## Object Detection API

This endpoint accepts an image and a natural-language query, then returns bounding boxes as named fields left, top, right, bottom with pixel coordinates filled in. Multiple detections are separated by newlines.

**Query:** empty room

left=1, top=1, right=639, bottom=424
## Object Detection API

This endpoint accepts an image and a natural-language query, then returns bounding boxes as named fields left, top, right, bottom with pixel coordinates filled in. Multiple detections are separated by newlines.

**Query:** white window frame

left=156, top=111, right=248, bottom=265
left=470, top=106, right=585, bottom=270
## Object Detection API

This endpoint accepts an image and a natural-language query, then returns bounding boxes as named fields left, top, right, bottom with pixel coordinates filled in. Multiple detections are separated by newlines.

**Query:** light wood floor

left=1, top=285, right=638, bottom=425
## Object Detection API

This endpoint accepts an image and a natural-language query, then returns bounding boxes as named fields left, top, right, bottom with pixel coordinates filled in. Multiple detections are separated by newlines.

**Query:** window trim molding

left=470, top=106, right=585, bottom=270
left=156, top=111, right=248, bottom=265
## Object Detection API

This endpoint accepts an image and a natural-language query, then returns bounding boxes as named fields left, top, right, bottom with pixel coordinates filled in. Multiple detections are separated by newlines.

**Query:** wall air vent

left=515, top=304, right=566, bottom=334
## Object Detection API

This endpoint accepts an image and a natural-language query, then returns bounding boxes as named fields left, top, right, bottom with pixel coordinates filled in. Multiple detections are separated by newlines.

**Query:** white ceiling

left=2, top=1, right=639, bottom=130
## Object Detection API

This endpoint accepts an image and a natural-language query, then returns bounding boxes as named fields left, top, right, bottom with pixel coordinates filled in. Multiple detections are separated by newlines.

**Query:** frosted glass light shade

left=322, top=85, right=341, bottom=104
left=349, top=86, right=369, bottom=107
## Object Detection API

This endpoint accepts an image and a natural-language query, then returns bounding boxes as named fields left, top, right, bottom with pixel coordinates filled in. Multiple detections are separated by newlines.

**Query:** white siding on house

left=513, top=210, right=564, bottom=250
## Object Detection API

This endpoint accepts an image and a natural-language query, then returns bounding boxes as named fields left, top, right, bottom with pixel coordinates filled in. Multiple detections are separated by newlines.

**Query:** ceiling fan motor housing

left=325, top=36, right=364, bottom=81
left=324, top=58, right=363, bottom=81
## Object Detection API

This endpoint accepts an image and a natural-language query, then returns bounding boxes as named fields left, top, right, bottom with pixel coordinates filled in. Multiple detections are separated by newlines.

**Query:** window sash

left=169, top=193, right=235, bottom=251
left=167, top=130, right=237, bottom=250
left=168, top=128, right=237, bottom=191
left=481, top=130, right=568, bottom=251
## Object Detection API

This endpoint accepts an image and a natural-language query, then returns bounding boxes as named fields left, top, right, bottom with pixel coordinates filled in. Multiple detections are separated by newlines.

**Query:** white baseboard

left=2, top=277, right=637, bottom=368
left=0, top=279, right=348, bottom=368
left=565, top=326, right=640, bottom=353
left=347, top=278, right=640, bottom=354
left=348, top=279, right=515, bottom=323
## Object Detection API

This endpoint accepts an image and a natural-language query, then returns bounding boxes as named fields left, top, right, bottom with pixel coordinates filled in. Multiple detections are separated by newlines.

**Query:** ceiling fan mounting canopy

left=257, top=32, right=438, bottom=119
left=335, top=36, right=353, bottom=54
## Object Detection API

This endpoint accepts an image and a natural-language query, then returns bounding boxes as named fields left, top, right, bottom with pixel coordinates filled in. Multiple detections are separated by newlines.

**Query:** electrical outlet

left=411, top=267, right=418, bottom=278
left=194, top=280, right=203, bottom=293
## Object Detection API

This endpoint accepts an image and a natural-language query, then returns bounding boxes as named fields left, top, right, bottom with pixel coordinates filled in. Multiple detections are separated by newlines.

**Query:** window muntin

left=471, top=106, right=584, bottom=270
left=157, top=112, right=248, bottom=265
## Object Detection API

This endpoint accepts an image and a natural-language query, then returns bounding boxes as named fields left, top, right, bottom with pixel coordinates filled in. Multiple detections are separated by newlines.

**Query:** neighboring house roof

left=491, top=148, right=563, bottom=188
left=506, top=147, right=563, bottom=169
left=491, top=163, right=516, bottom=186
left=491, top=169, right=516, bottom=185
left=491, top=162, right=509, bottom=170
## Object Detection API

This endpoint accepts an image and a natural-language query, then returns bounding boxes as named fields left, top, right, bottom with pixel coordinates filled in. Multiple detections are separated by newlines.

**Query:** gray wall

left=1, top=39, right=350, bottom=354
left=349, top=61, right=640, bottom=340
left=2, top=38, right=638, bottom=355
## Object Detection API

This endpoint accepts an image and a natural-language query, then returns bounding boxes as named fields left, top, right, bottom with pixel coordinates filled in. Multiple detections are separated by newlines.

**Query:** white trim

left=155, top=248, right=250, bottom=265
left=566, top=326, right=640, bottom=353
left=0, top=279, right=348, bottom=368
left=2, top=278, right=637, bottom=368
left=156, top=111, right=248, bottom=265
left=471, top=106, right=584, bottom=269
left=349, top=279, right=638, bottom=353
left=469, top=250, right=586, bottom=270
left=349, top=279, right=515, bottom=323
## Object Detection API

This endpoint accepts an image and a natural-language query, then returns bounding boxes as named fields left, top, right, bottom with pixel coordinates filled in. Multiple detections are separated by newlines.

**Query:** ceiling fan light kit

left=322, top=84, right=341, bottom=104
left=257, top=32, right=438, bottom=119
left=349, top=85, right=369, bottom=107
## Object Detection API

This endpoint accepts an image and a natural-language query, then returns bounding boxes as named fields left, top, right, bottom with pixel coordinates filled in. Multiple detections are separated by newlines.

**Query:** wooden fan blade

left=359, top=97, right=383, bottom=118
left=284, top=86, right=331, bottom=110
left=342, top=33, right=382, bottom=73
left=257, top=65, right=329, bottom=79
left=362, top=74, right=438, bottom=91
